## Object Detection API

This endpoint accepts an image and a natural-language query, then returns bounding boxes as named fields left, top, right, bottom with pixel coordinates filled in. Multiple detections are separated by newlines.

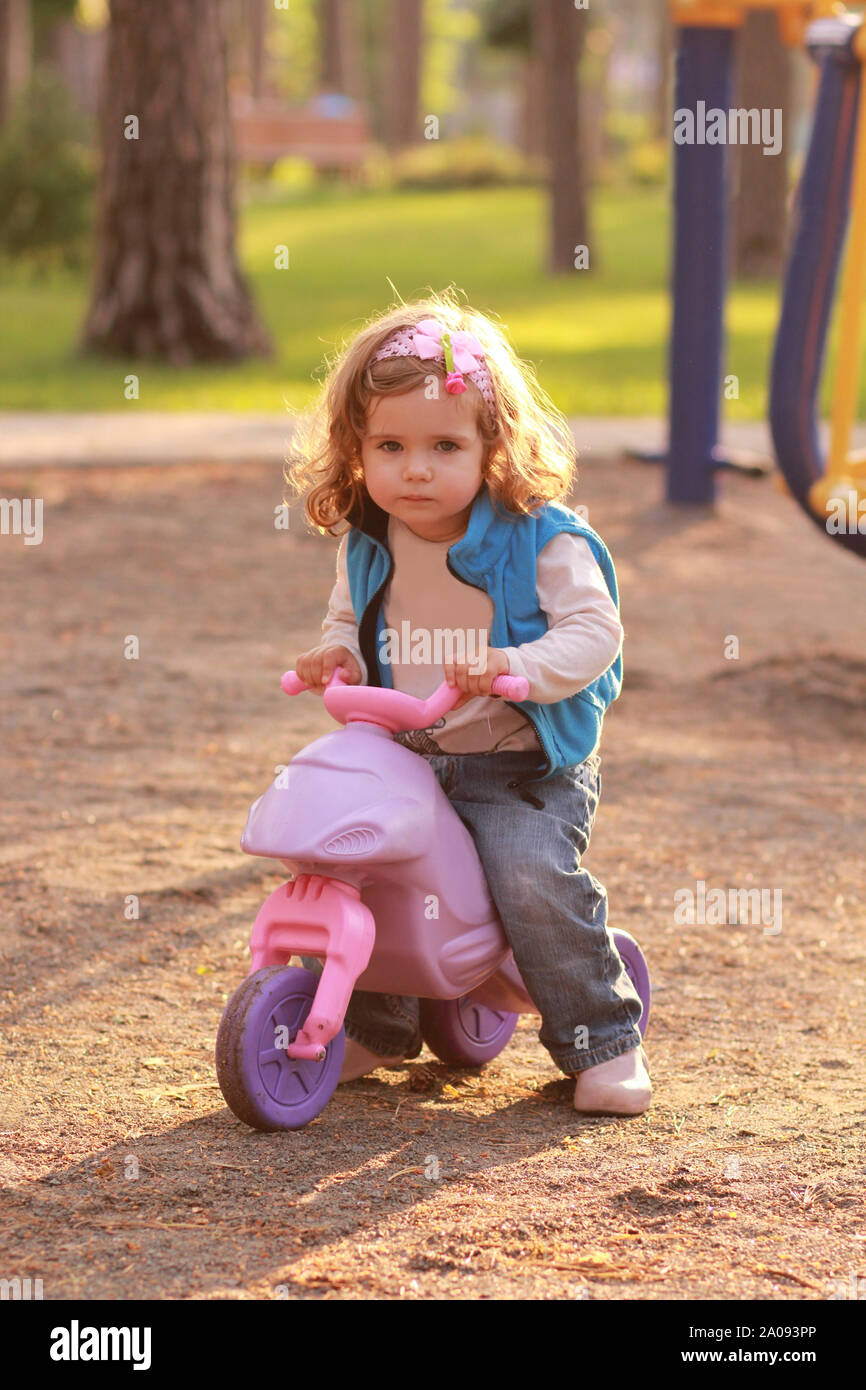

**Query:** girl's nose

left=403, top=454, right=432, bottom=479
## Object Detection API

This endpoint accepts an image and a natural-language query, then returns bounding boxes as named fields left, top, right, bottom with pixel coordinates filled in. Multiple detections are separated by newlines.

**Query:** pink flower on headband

left=412, top=319, right=485, bottom=377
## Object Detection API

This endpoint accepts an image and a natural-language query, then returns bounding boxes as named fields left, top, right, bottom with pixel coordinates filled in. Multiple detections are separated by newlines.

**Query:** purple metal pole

left=667, top=25, right=737, bottom=505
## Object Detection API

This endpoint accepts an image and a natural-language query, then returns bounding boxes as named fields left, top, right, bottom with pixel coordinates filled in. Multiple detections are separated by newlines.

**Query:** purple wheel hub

left=611, top=929, right=651, bottom=1036
left=419, top=994, right=518, bottom=1066
left=216, top=965, right=345, bottom=1131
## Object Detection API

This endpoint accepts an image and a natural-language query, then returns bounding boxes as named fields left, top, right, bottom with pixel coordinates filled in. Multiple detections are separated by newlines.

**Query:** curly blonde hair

left=285, top=287, right=576, bottom=535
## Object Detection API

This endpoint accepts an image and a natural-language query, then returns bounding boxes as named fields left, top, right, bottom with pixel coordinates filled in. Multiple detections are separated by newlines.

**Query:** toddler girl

left=287, top=291, right=650, bottom=1115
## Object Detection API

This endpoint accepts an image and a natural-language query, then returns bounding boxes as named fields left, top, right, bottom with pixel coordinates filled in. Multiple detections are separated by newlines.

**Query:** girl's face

left=360, top=384, right=487, bottom=541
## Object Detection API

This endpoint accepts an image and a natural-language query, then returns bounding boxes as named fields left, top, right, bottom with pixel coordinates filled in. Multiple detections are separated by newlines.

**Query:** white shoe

left=573, top=1045, right=652, bottom=1115
left=338, top=1038, right=407, bottom=1084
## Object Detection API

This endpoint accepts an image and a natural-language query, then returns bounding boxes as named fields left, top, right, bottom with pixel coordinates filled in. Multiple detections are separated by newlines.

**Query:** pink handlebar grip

left=282, top=670, right=312, bottom=695
left=281, top=666, right=351, bottom=695
left=489, top=673, right=530, bottom=701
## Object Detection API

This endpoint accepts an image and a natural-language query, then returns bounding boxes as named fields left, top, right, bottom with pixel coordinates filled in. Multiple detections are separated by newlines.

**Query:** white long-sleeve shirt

left=320, top=514, right=623, bottom=755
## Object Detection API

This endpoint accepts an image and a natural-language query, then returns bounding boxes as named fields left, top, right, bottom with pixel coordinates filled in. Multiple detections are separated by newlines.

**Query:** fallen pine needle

left=752, top=1266, right=826, bottom=1291
left=135, top=1082, right=222, bottom=1101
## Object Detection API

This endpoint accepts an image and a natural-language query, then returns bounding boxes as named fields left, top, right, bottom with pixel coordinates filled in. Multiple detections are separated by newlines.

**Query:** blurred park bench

left=231, top=91, right=371, bottom=176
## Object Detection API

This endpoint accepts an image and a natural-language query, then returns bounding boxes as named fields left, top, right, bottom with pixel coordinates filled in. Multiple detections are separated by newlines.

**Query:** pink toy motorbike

left=216, top=667, right=651, bottom=1131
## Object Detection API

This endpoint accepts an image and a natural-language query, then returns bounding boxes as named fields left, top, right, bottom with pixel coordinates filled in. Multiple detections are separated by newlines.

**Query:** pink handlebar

left=280, top=665, right=530, bottom=734
left=281, top=670, right=317, bottom=696
left=281, top=666, right=529, bottom=702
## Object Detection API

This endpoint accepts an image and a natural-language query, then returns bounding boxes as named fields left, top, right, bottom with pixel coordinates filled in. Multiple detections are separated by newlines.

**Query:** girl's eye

left=376, top=440, right=459, bottom=453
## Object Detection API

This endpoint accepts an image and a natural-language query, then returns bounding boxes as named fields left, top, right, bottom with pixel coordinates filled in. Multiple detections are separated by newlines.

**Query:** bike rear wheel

left=419, top=995, right=518, bottom=1067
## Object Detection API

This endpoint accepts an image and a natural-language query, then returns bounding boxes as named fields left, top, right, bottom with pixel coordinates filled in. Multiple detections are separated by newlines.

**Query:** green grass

left=0, top=183, right=850, bottom=417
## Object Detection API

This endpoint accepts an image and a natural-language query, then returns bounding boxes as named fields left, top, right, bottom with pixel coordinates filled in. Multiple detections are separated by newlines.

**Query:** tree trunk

left=536, top=0, right=589, bottom=274
left=340, top=0, right=364, bottom=103
left=80, top=0, right=271, bottom=364
left=0, top=0, right=32, bottom=128
left=732, top=11, right=791, bottom=279
left=385, top=0, right=423, bottom=150
left=247, top=0, right=268, bottom=100
left=320, top=0, right=363, bottom=99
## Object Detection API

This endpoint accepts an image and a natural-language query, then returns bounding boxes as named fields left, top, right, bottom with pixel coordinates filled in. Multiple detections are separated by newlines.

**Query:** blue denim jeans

left=303, top=747, right=643, bottom=1075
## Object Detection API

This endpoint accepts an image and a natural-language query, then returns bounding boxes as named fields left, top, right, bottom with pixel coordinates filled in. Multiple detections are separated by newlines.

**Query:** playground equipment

left=770, top=6, right=866, bottom=556
left=643, top=0, right=866, bottom=557
left=216, top=666, right=652, bottom=1132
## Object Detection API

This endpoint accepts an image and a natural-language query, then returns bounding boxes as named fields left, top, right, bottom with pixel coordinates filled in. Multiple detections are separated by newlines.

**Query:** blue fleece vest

left=344, top=485, right=622, bottom=794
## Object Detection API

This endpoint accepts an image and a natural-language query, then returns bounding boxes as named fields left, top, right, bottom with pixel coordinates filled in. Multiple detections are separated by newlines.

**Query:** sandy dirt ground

left=0, top=448, right=864, bottom=1302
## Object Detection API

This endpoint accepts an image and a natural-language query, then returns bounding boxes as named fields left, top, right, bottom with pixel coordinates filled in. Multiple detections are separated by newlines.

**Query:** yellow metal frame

left=808, top=10, right=866, bottom=515
left=671, top=1, right=844, bottom=45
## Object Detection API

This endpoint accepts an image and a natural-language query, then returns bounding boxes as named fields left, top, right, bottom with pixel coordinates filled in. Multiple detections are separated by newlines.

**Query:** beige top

left=320, top=514, right=624, bottom=755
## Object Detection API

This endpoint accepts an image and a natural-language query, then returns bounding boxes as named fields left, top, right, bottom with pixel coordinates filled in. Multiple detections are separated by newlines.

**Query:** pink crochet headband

left=371, top=319, right=497, bottom=418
